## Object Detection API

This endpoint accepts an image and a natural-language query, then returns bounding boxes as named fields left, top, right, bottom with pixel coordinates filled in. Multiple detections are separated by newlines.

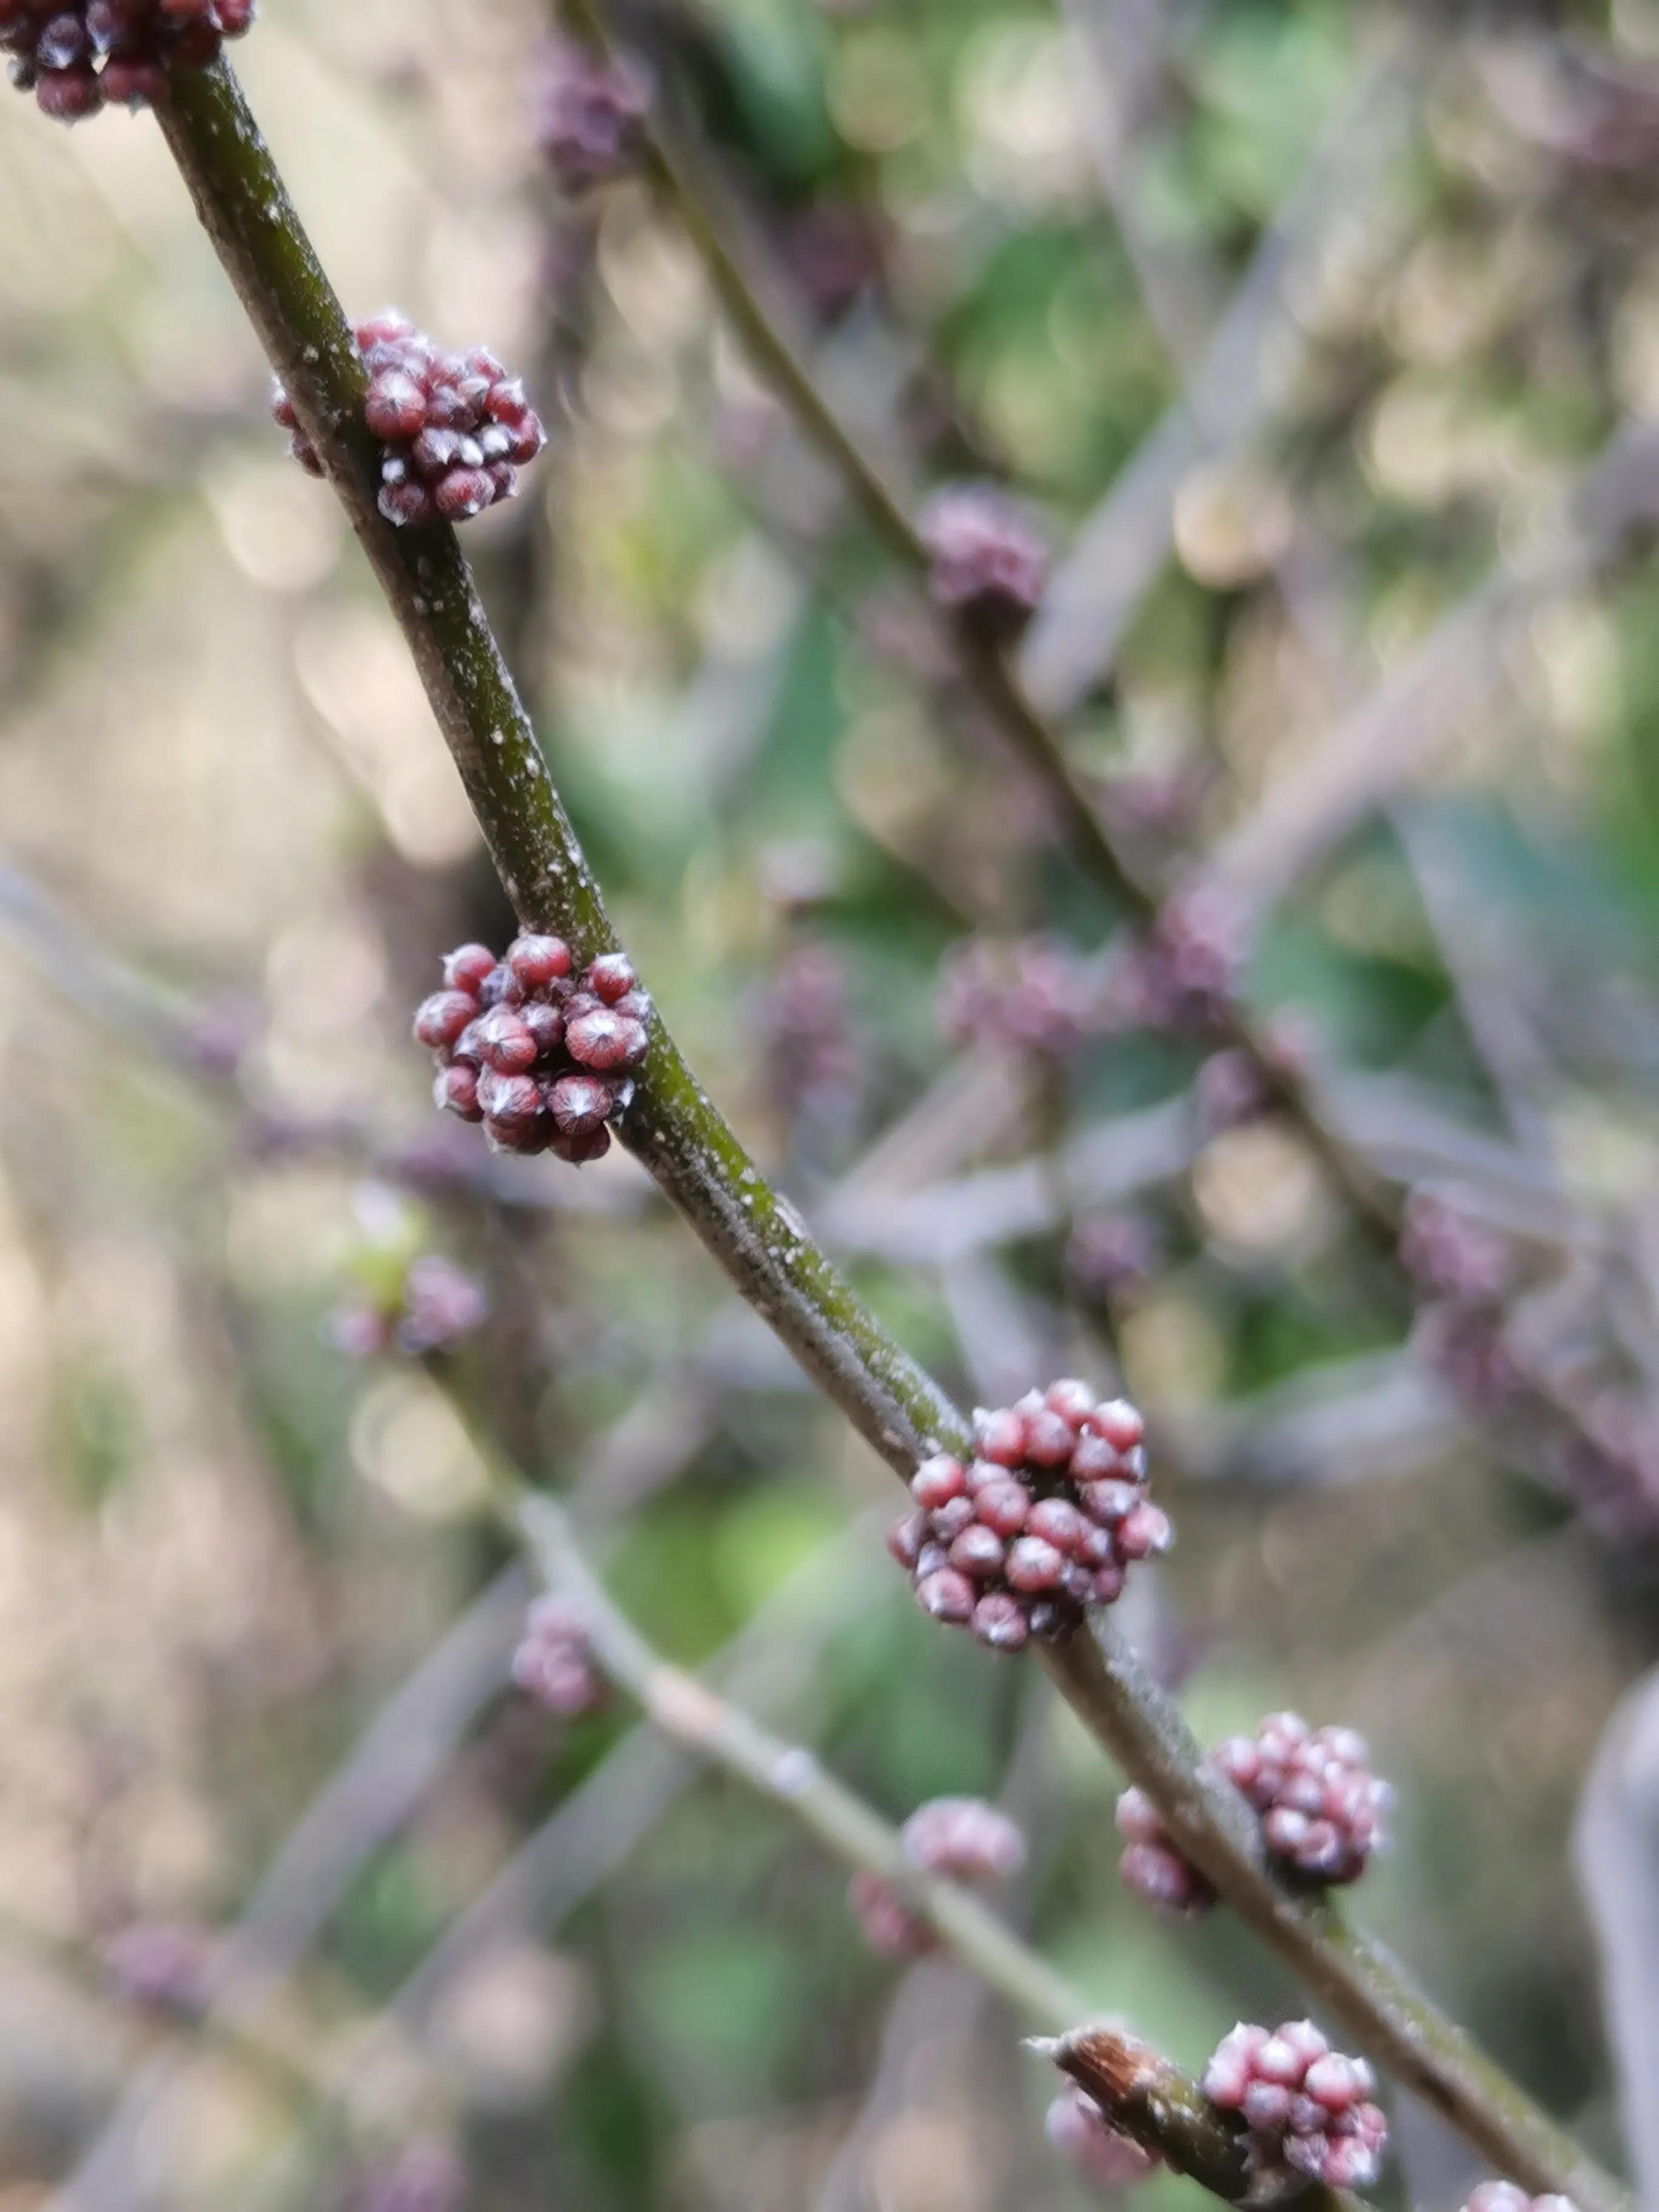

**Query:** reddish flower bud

left=508, top=933, right=572, bottom=989
left=364, top=370, right=427, bottom=441
left=585, top=951, right=637, bottom=1004
left=911, top=1454, right=965, bottom=1510
left=566, top=1007, right=648, bottom=1071
left=474, top=1007, right=539, bottom=1074
left=546, top=1071, right=614, bottom=1137
left=434, top=1063, right=483, bottom=1122
left=414, top=990, right=478, bottom=1050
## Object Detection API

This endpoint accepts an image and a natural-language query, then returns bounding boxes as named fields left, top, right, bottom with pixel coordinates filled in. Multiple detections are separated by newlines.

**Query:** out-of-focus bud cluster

left=920, top=485, right=1048, bottom=641
left=1463, top=2185, right=1578, bottom=2212
left=416, top=937, right=650, bottom=1162
left=849, top=1797, right=1025, bottom=1957
left=273, top=312, right=546, bottom=529
left=1044, top=2085, right=1158, bottom=2191
left=1117, top=1712, right=1389, bottom=1917
left=1399, top=1193, right=1522, bottom=1417
left=537, top=36, right=648, bottom=192
left=888, top=1386, right=1169, bottom=1654
left=1067, top=1210, right=1164, bottom=1306
left=1202, top=2020, right=1387, bottom=2191
left=937, top=935, right=1094, bottom=1058
left=1108, top=886, right=1245, bottom=1042
left=329, top=1254, right=487, bottom=1363
left=101, top=1919, right=218, bottom=2019
left=349, top=2142, right=466, bottom=2212
left=756, top=940, right=862, bottom=1133
left=512, top=1595, right=605, bottom=1718
left=1, top=0, right=252, bottom=119
left=1401, top=1192, right=1659, bottom=1536
left=779, top=201, right=891, bottom=325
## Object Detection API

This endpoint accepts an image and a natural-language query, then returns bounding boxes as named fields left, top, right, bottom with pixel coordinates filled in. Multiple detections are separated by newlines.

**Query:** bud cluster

left=1067, top=1210, right=1164, bottom=1304
left=1399, top=1191, right=1513, bottom=1304
left=849, top=1797, right=1025, bottom=1957
left=101, top=1920, right=216, bottom=2019
left=273, top=312, right=546, bottom=529
left=329, top=1254, right=488, bottom=1362
left=1399, top=1192, right=1522, bottom=1416
left=937, top=935, right=1093, bottom=1059
left=757, top=940, right=861, bottom=1125
left=416, top=937, right=650, bottom=1163
left=1111, top=888, right=1244, bottom=1040
left=350, top=2142, right=465, bottom=2212
left=1117, top=1712, right=1388, bottom=1916
left=1202, top=2020, right=1387, bottom=2191
left=1464, top=2186, right=1577, bottom=2212
left=919, top=484, right=1048, bottom=640
left=512, top=1595, right=605, bottom=1718
left=537, top=36, right=648, bottom=192
left=2, top=0, right=252, bottom=119
left=888, top=1386, right=1169, bottom=1655
left=1044, top=2086, right=1158, bottom=2191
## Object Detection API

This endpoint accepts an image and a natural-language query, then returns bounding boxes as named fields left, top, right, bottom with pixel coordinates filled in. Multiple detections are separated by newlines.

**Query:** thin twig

left=1027, top=12, right=1429, bottom=715
left=146, top=56, right=1625, bottom=2210
left=49, top=1567, right=530, bottom=2212
left=1198, top=421, right=1659, bottom=922
left=567, top=0, right=1147, bottom=911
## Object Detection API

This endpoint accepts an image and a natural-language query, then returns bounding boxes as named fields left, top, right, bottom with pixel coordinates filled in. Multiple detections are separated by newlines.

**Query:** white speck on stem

left=491, top=728, right=504, bottom=748
left=771, top=1748, right=817, bottom=1798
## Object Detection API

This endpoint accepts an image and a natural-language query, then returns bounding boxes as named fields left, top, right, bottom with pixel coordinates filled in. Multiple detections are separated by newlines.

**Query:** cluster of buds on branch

left=937, top=935, right=1095, bottom=1059
left=919, top=484, right=1050, bottom=642
left=416, top=938, right=651, bottom=1162
left=327, top=1255, right=487, bottom=1363
left=1, top=0, right=252, bottom=118
left=1117, top=1712, right=1390, bottom=1915
left=1107, top=885, right=1246, bottom=1042
left=1400, top=1191, right=1659, bottom=1534
left=849, top=1797, right=1025, bottom=1957
left=1045, top=2085, right=1159, bottom=2191
left=273, top=313, right=546, bottom=529
left=890, top=1385, right=1169, bottom=1652
left=512, top=1597, right=605, bottom=1719
left=537, top=36, right=649, bottom=193
left=349, top=2142, right=465, bottom=2212
left=1401, top=1190, right=1522, bottom=1416
left=1202, top=2020, right=1388, bottom=2191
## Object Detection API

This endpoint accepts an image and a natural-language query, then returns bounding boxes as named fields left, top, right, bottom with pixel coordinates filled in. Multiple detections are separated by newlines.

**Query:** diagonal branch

left=510, top=1484, right=1364, bottom=2212
left=144, top=54, right=1625, bottom=2212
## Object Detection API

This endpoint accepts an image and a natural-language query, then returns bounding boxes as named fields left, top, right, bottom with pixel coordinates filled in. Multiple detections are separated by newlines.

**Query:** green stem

left=148, top=56, right=1627, bottom=2212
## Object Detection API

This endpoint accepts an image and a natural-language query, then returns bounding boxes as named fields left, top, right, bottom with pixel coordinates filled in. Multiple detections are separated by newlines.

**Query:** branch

left=509, top=1486, right=1362, bottom=2212
left=147, top=56, right=1625, bottom=2212
left=1027, top=15, right=1429, bottom=716
left=1043, top=1625, right=1621, bottom=2212
left=566, top=0, right=1147, bottom=912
